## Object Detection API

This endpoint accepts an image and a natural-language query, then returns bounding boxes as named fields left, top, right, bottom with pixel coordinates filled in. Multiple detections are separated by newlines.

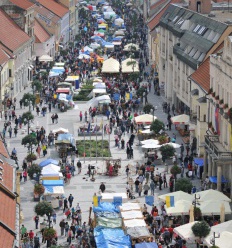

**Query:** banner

left=145, top=196, right=154, bottom=206
left=166, top=196, right=174, bottom=208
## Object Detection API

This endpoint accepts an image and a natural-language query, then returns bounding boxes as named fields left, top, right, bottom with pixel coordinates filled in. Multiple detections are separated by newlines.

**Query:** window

left=193, top=24, right=201, bottom=32
left=173, top=16, right=179, bottom=23
left=198, top=26, right=206, bottom=35
left=198, top=53, right=205, bottom=62
left=193, top=50, right=201, bottom=60
left=9, top=69, right=11, bottom=78
left=189, top=48, right=197, bottom=57
left=177, top=19, right=184, bottom=25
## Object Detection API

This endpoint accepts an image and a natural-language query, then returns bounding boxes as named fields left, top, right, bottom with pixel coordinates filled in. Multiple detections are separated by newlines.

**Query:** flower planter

left=34, top=193, right=40, bottom=202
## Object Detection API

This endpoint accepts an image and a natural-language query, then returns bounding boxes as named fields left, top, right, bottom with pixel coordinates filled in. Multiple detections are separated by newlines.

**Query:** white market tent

left=124, top=219, right=147, bottom=228
left=204, top=220, right=232, bottom=246
left=165, top=200, right=192, bottom=216
left=171, top=114, right=190, bottom=124
left=173, top=222, right=199, bottom=243
left=142, top=144, right=161, bottom=149
left=39, top=54, right=53, bottom=62
left=42, top=164, right=60, bottom=174
left=124, top=43, right=139, bottom=51
left=102, top=58, right=120, bottom=73
left=94, top=83, right=106, bottom=89
left=44, top=186, right=64, bottom=195
left=84, top=46, right=94, bottom=52
left=158, top=191, right=193, bottom=202
left=204, top=231, right=232, bottom=248
left=114, top=30, right=125, bottom=36
left=52, top=127, right=69, bottom=134
left=114, top=17, right=124, bottom=26
left=197, top=189, right=231, bottom=202
left=199, top=200, right=232, bottom=215
left=135, top=114, right=157, bottom=124
left=101, top=192, right=128, bottom=202
left=119, top=202, right=141, bottom=211
left=87, top=95, right=111, bottom=107
left=121, top=58, right=139, bottom=73
left=141, top=139, right=159, bottom=145
left=121, top=211, right=143, bottom=220
left=161, top=142, right=181, bottom=149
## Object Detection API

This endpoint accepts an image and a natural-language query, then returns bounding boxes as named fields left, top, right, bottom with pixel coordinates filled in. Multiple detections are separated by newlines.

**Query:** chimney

left=189, top=0, right=212, bottom=14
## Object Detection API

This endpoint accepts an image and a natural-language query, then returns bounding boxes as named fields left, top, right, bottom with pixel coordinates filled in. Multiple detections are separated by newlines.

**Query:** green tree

left=194, top=207, right=202, bottom=220
left=21, top=112, right=34, bottom=134
left=143, top=103, right=153, bottom=114
left=150, top=119, right=165, bottom=134
left=32, top=80, right=42, bottom=92
left=34, top=201, right=53, bottom=228
left=175, top=178, right=193, bottom=192
left=22, top=134, right=37, bottom=154
left=27, top=163, right=41, bottom=179
left=170, top=163, right=181, bottom=179
left=160, top=145, right=175, bottom=161
left=192, top=221, right=210, bottom=241
left=21, top=93, right=36, bottom=107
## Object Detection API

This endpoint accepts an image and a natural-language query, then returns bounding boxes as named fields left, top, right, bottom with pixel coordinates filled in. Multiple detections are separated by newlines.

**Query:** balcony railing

left=205, top=135, right=232, bottom=159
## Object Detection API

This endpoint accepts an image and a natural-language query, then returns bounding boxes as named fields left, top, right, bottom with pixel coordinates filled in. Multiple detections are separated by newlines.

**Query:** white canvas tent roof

left=165, top=200, right=192, bottom=216
left=171, top=114, right=190, bottom=124
left=134, top=114, right=157, bottom=124
left=102, top=58, right=120, bottom=73
left=124, top=219, right=147, bottom=228
left=42, top=164, right=60, bottom=175
left=158, top=191, right=193, bottom=202
left=124, top=43, right=139, bottom=51
left=119, top=202, right=141, bottom=211
left=39, top=54, right=53, bottom=62
left=197, top=189, right=231, bottom=202
left=87, top=95, right=111, bottom=107
left=174, top=222, right=199, bottom=243
left=204, top=231, right=232, bottom=247
left=200, top=200, right=232, bottom=215
left=121, top=211, right=143, bottom=220
left=52, top=127, right=69, bottom=134
left=121, top=58, right=139, bottom=73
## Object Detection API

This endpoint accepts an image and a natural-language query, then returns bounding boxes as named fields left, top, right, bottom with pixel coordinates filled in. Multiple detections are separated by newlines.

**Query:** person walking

left=63, top=198, right=68, bottom=213
left=99, top=182, right=106, bottom=193
left=77, top=160, right=82, bottom=174
left=150, top=180, right=155, bottom=195
left=79, top=111, right=83, bottom=122
left=36, top=145, right=41, bottom=158
left=68, top=194, right=74, bottom=208
left=34, top=215, right=39, bottom=229
left=138, top=182, right=143, bottom=197
left=143, top=182, right=150, bottom=196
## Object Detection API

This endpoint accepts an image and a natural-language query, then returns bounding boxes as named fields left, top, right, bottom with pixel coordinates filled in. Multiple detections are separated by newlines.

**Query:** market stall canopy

left=142, top=144, right=161, bottom=149
left=204, top=220, right=232, bottom=246
left=84, top=46, right=93, bottom=52
left=140, top=129, right=154, bottom=134
left=124, top=219, right=147, bottom=228
left=165, top=200, right=192, bottom=216
left=57, top=133, right=75, bottom=146
left=141, top=139, right=159, bottom=145
left=39, top=159, right=59, bottom=167
left=93, top=88, right=106, bottom=94
left=90, top=42, right=101, bottom=49
left=124, top=43, right=139, bottom=51
left=56, top=88, right=70, bottom=94
left=78, top=54, right=90, bottom=59
left=94, top=83, right=106, bottom=89
left=119, top=202, right=141, bottom=211
left=204, top=231, right=232, bottom=248
left=174, top=222, right=199, bottom=243
left=102, top=58, right=120, bottom=73
left=87, top=95, right=111, bottom=107
left=93, top=202, right=119, bottom=213
left=199, top=200, right=231, bottom=215
left=42, top=180, right=64, bottom=186
left=39, top=54, right=53, bottom=62
left=44, top=186, right=64, bottom=195
left=121, top=211, right=143, bottom=220
left=114, top=30, right=125, bottom=36
left=54, top=62, right=65, bottom=67
left=135, top=114, right=157, bottom=124
left=52, top=127, right=69, bottom=134
left=93, top=77, right=103, bottom=82
left=161, top=142, right=181, bottom=149
left=209, top=175, right=228, bottom=184
left=121, top=58, right=139, bottom=73
left=135, top=242, right=158, bottom=248
left=65, top=75, right=79, bottom=82
left=127, top=227, right=151, bottom=239
left=114, top=17, right=124, bottom=26
left=41, top=164, right=60, bottom=175
left=102, top=41, right=114, bottom=48
left=196, top=189, right=231, bottom=202
left=158, top=191, right=193, bottom=202
left=101, top=192, right=128, bottom=202
left=171, top=114, right=190, bottom=124
left=97, top=216, right=122, bottom=228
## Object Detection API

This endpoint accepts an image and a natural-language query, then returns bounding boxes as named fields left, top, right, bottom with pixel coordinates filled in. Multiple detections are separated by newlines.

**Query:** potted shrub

left=26, top=153, right=37, bottom=162
left=34, top=184, right=45, bottom=201
left=158, top=135, right=168, bottom=145
left=150, top=119, right=165, bottom=134
left=43, top=228, right=56, bottom=240
left=143, top=103, right=153, bottom=114
left=191, top=221, right=210, bottom=242
left=175, top=178, right=193, bottom=193
left=27, top=163, right=41, bottom=179
left=170, top=163, right=181, bottom=179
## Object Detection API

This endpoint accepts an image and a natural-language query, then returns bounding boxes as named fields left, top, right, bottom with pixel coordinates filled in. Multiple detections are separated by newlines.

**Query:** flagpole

left=101, top=117, right=104, bottom=174
left=89, top=128, right=92, bottom=161
left=95, top=118, right=98, bottom=163
left=84, top=129, right=86, bottom=163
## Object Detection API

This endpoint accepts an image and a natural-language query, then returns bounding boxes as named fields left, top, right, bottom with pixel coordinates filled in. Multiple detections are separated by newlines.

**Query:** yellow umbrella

left=189, top=205, right=195, bottom=223
left=220, top=203, right=225, bottom=223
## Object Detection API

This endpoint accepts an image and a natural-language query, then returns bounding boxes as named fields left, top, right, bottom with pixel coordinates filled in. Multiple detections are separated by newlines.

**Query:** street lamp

left=210, top=232, right=220, bottom=246
left=192, top=194, right=200, bottom=208
left=150, top=106, right=158, bottom=121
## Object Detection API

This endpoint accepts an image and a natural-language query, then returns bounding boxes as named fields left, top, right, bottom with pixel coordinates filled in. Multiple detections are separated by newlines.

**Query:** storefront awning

left=209, top=176, right=228, bottom=184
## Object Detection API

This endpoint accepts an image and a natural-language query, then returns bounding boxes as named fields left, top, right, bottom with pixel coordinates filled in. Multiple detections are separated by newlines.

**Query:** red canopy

left=56, top=88, right=70, bottom=94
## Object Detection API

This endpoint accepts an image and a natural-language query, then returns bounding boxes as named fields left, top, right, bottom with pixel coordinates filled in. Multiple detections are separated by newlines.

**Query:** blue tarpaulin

left=145, top=196, right=154, bottom=206
left=39, top=159, right=59, bottom=167
left=135, top=242, right=158, bottom=248
left=94, top=227, right=131, bottom=248
left=194, top=158, right=204, bottom=166
left=57, top=133, right=75, bottom=146
left=93, top=202, right=119, bottom=213
left=42, top=180, right=64, bottom=186
left=209, top=176, right=228, bottom=184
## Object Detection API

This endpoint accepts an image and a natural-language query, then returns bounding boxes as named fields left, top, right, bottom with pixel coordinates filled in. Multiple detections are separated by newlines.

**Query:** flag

left=145, top=196, right=154, bottom=206
left=87, top=122, right=91, bottom=133
left=166, top=196, right=175, bottom=208
left=93, top=196, right=98, bottom=207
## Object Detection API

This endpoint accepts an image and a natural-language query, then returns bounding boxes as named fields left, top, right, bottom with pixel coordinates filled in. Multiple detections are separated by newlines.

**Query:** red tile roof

left=0, top=46, right=10, bottom=66
left=9, top=0, right=35, bottom=10
left=37, top=0, right=69, bottom=18
left=0, top=9, right=30, bottom=52
left=34, top=19, right=51, bottom=43
left=148, top=0, right=183, bottom=30
left=190, top=43, right=224, bottom=92
left=0, top=140, right=10, bottom=159
left=150, top=0, right=164, bottom=10
left=34, top=5, right=60, bottom=25
left=0, top=226, right=15, bottom=248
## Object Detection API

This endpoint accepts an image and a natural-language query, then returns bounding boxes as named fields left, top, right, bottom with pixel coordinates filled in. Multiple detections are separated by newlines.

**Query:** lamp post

left=192, top=194, right=200, bottom=208
left=150, top=106, right=158, bottom=121
left=210, top=232, right=220, bottom=246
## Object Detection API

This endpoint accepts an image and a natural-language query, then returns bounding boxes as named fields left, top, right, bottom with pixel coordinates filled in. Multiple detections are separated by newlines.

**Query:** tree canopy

left=21, top=111, right=34, bottom=123
left=21, top=93, right=36, bottom=106
left=150, top=119, right=165, bottom=133
left=175, top=178, right=193, bottom=193
left=32, top=80, right=42, bottom=92
left=192, top=221, right=210, bottom=239
left=34, top=201, right=53, bottom=217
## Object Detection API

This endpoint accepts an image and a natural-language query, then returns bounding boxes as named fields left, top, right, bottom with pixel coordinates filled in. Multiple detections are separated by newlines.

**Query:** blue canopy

left=135, top=243, right=158, bottom=248
left=42, top=180, right=64, bottom=186
left=57, top=133, right=75, bottom=146
left=102, top=41, right=114, bottom=47
left=194, top=158, right=204, bottom=167
left=39, top=159, right=59, bottom=167
left=113, top=37, right=122, bottom=41
left=94, top=227, right=131, bottom=248
left=91, top=36, right=104, bottom=41
left=209, top=176, right=228, bottom=184
left=93, top=202, right=119, bottom=213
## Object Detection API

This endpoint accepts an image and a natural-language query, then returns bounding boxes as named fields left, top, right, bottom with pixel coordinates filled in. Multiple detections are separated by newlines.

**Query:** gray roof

left=159, top=4, right=228, bottom=68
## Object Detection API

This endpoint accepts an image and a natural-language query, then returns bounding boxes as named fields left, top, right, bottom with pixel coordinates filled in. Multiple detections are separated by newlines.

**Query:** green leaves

left=27, top=163, right=41, bottom=178
left=192, top=221, right=210, bottom=239
left=175, top=178, right=193, bottom=192
left=21, top=134, right=37, bottom=146
left=34, top=201, right=53, bottom=217
left=32, top=80, right=42, bottom=92
left=160, top=144, right=175, bottom=159
left=21, top=93, right=36, bottom=106
left=150, top=119, right=165, bottom=134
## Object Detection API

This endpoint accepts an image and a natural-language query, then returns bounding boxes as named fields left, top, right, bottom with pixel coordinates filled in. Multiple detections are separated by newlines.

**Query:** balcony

left=205, top=135, right=232, bottom=160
